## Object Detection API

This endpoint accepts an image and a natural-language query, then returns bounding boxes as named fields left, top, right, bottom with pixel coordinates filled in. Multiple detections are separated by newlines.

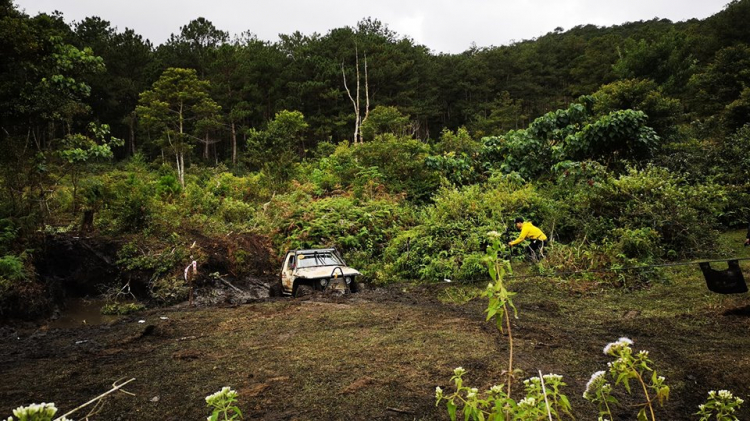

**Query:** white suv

left=275, top=248, right=361, bottom=297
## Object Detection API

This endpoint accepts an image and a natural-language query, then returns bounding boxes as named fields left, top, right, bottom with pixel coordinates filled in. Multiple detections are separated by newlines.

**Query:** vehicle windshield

left=296, top=252, right=344, bottom=268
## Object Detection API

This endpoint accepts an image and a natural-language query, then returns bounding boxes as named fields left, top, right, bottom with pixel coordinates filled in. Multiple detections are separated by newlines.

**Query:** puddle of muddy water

left=48, top=297, right=119, bottom=329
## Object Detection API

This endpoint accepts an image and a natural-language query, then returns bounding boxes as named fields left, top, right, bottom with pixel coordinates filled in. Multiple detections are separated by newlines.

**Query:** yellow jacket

left=510, top=222, right=547, bottom=246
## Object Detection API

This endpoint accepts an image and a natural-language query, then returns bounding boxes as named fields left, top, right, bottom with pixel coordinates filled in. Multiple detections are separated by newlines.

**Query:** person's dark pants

left=526, top=239, right=547, bottom=261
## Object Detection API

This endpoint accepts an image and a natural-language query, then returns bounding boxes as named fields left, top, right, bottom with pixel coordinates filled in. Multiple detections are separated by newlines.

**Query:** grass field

left=2, top=231, right=749, bottom=420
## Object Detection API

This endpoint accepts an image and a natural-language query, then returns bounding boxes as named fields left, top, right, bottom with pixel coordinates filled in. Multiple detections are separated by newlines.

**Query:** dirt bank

left=0, top=232, right=276, bottom=321
left=2, top=267, right=750, bottom=420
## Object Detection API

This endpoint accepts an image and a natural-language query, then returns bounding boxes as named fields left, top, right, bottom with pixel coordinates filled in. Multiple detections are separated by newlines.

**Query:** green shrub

left=383, top=176, right=553, bottom=282
left=552, top=165, right=727, bottom=258
left=99, top=171, right=154, bottom=233
left=0, top=254, right=27, bottom=282
left=101, top=302, right=145, bottom=315
left=0, top=219, right=19, bottom=255
left=156, top=174, right=181, bottom=198
left=117, top=240, right=189, bottom=279
left=218, top=197, right=254, bottom=224
left=150, top=277, right=189, bottom=305
left=432, top=127, right=481, bottom=156
left=303, top=135, right=440, bottom=202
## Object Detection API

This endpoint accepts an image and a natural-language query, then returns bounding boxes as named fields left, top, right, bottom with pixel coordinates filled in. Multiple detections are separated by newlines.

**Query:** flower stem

left=635, top=371, right=656, bottom=421
left=504, top=301, right=513, bottom=398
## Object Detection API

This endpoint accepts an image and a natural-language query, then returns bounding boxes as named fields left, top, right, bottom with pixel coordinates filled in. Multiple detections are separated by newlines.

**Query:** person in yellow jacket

left=508, top=217, right=548, bottom=261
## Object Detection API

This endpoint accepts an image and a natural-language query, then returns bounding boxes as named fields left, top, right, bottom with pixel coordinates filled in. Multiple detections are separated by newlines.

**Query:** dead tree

left=342, top=45, right=370, bottom=144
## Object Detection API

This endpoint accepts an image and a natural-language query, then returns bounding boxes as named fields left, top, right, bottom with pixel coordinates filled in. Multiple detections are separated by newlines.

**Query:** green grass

left=2, top=230, right=750, bottom=420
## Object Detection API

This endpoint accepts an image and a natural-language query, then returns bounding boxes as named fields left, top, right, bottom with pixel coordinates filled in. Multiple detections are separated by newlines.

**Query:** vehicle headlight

left=320, top=279, right=328, bottom=287
left=345, top=276, right=352, bottom=284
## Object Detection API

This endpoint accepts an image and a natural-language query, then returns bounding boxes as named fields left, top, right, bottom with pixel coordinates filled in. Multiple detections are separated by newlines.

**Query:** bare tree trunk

left=177, top=102, right=186, bottom=187
left=231, top=120, right=237, bottom=165
left=342, top=45, right=371, bottom=144
left=361, top=52, right=370, bottom=143
left=178, top=151, right=185, bottom=188
left=354, top=46, right=361, bottom=144
left=129, top=111, right=136, bottom=155
left=175, top=151, right=181, bottom=186
left=342, top=61, right=359, bottom=143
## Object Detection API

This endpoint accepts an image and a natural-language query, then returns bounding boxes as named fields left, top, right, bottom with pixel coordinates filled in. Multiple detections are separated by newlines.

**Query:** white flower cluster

left=517, top=396, right=537, bottom=409
left=707, top=389, right=744, bottom=405
left=205, top=386, right=238, bottom=406
left=543, top=374, right=563, bottom=382
left=583, top=370, right=610, bottom=400
left=489, top=385, right=504, bottom=395
left=603, top=337, right=633, bottom=355
left=453, top=367, right=466, bottom=377
left=524, top=373, right=563, bottom=386
left=435, top=386, right=443, bottom=400
left=486, top=231, right=502, bottom=239
left=6, top=402, right=72, bottom=421
left=466, top=387, right=479, bottom=399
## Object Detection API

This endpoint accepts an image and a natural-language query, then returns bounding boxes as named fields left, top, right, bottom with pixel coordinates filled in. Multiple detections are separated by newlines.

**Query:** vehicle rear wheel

left=269, top=281, right=283, bottom=297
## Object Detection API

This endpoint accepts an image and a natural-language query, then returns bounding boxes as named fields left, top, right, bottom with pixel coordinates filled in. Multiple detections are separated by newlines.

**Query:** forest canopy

left=1, top=0, right=749, bottom=316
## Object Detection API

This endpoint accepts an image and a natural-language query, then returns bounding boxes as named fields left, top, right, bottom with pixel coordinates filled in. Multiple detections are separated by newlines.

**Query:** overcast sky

left=14, top=0, right=732, bottom=54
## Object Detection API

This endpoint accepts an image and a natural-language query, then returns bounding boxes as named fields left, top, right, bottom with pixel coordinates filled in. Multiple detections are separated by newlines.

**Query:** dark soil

left=2, top=268, right=750, bottom=420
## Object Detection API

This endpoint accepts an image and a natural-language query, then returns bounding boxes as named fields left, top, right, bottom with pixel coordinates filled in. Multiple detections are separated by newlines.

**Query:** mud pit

left=2, top=271, right=750, bottom=420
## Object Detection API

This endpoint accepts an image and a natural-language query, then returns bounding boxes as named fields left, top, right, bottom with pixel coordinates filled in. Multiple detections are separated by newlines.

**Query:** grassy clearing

left=2, top=231, right=749, bottom=420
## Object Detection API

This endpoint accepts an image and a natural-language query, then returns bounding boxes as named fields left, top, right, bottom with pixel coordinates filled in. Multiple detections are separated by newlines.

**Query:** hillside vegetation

left=0, top=0, right=749, bottom=317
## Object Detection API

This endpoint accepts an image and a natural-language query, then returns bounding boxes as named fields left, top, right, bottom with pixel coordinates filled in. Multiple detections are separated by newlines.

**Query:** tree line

left=2, top=0, right=749, bottom=173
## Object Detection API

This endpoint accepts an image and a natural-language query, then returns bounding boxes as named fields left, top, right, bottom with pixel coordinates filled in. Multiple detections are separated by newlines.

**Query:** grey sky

left=14, top=0, right=731, bottom=53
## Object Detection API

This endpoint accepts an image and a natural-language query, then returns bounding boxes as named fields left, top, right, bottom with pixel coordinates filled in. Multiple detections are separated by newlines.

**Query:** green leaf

left=637, top=407, right=648, bottom=421
left=496, top=315, right=505, bottom=332
left=447, top=400, right=457, bottom=421
left=486, top=306, right=498, bottom=321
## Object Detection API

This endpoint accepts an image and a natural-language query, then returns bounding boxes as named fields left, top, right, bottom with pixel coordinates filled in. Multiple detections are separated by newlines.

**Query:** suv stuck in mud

left=275, top=248, right=361, bottom=297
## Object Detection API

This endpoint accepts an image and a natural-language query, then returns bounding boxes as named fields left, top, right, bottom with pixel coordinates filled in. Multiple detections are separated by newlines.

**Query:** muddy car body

left=279, top=248, right=361, bottom=296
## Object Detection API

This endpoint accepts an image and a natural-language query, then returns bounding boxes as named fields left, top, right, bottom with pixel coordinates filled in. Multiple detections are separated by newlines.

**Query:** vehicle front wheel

left=348, top=280, right=360, bottom=294
left=293, top=282, right=314, bottom=298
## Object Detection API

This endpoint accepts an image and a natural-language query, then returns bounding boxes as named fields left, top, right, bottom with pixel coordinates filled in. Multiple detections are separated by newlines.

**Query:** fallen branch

left=177, top=335, right=198, bottom=341
left=55, top=378, right=135, bottom=421
left=217, top=275, right=244, bottom=293
left=386, top=407, right=414, bottom=415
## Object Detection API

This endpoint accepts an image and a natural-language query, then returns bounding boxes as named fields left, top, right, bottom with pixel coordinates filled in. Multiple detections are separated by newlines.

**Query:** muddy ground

left=2, top=258, right=750, bottom=421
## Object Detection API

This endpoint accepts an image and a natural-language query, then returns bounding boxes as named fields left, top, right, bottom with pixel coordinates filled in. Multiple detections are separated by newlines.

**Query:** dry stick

left=386, top=407, right=414, bottom=415
left=538, top=370, right=553, bottom=421
left=54, top=378, right=136, bottom=421
left=217, top=275, right=244, bottom=293
left=82, top=397, right=106, bottom=420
